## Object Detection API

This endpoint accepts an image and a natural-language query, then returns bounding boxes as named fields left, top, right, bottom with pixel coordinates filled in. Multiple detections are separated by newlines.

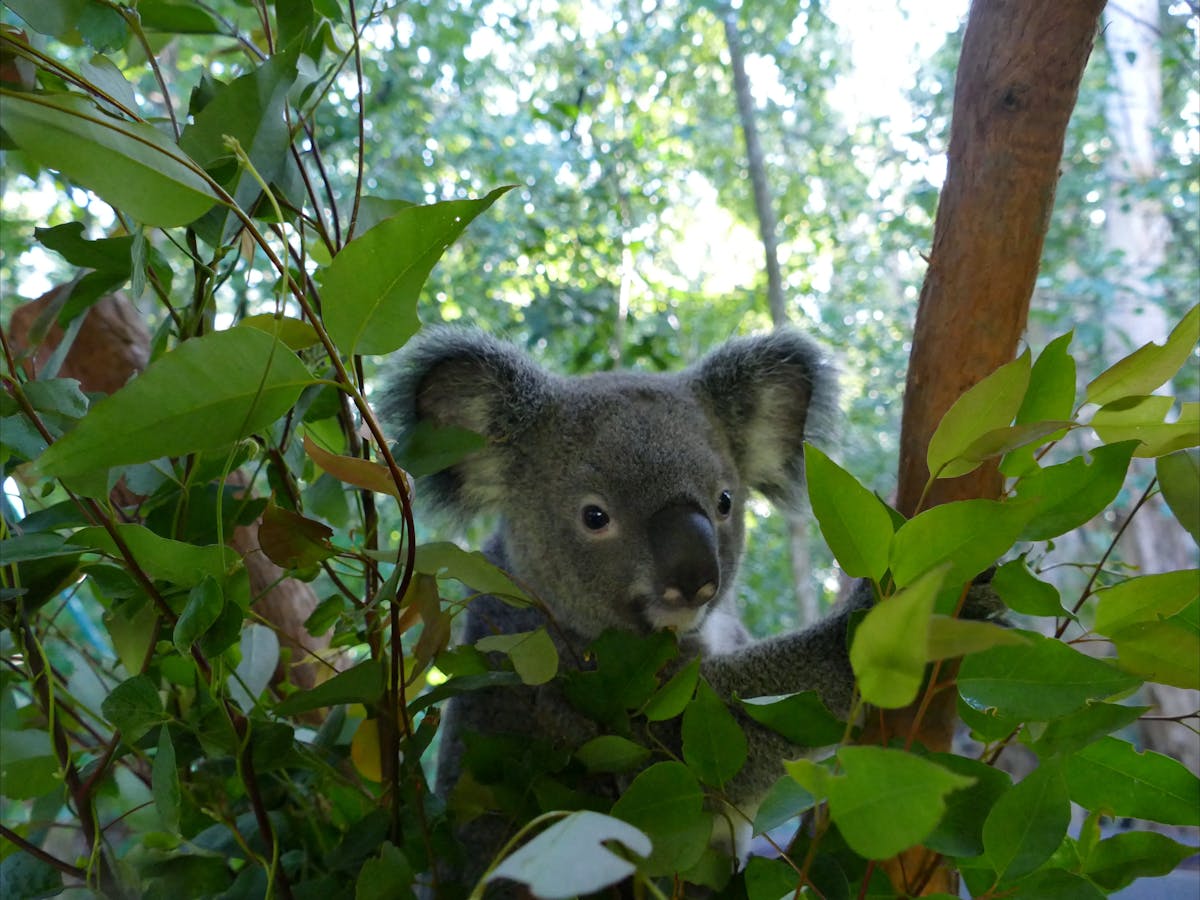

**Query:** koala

left=382, top=326, right=872, bottom=894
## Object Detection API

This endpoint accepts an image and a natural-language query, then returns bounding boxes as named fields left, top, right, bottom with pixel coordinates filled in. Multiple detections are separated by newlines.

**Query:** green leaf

left=173, top=576, right=224, bottom=653
left=274, top=659, right=383, bottom=715
left=681, top=679, right=747, bottom=788
left=752, top=775, right=815, bottom=836
left=5, top=0, right=88, bottom=36
left=0, top=91, right=219, bottom=226
left=1002, top=332, right=1077, bottom=477
left=982, top=759, right=1070, bottom=883
left=610, top=762, right=708, bottom=876
left=850, top=566, right=944, bottom=708
left=35, top=222, right=132, bottom=273
left=488, top=811, right=651, bottom=899
left=1009, top=869, right=1104, bottom=900
left=641, top=656, right=700, bottom=721
left=101, top=675, right=168, bottom=741
left=922, top=753, right=1011, bottom=858
left=320, top=187, right=514, bottom=356
left=1109, top=612, right=1199, bottom=690
left=72, top=524, right=228, bottom=587
left=38, top=328, right=313, bottom=480
left=1014, top=442, right=1138, bottom=540
left=1085, top=304, right=1199, bottom=406
left=925, top=616, right=1028, bottom=660
left=991, top=556, right=1066, bottom=617
left=152, top=726, right=180, bottom=833
left=958, top=633, right=1142, bottom=721
left=1094, top=570, right=1200, bottom=635
left=927, top=351, right=1031, bottom=479
left=1091, top=397, right=1200, bottom=458
left=1066, top=736, right=1200, bottom=825
left=804, top=445, right=894, bottom=581
left=0, top=730, right=59, bottom=800
left=738, top=690, right=845, bottom=747
left=1081, top=831, right=1198, bottom=892
left=891, top=499, right=1033, bottom=588
left=827, top=747, right=975, bottom=859
left=393, top=420, right=488, bottom=478
left=576, top=736, right=652, bottom=774
left=1158, top=449, right=1200, bottom=544
left=179, top=49, right=298, bottom=243
left=744, top=856, right=802, bottom=900
left=475, top=628, right=559, bottom=686
left=356, top=843, right=414, bottom=900
left=414, top=541, right=529, bottom=602
left=1031, top=702, right=1149, bottom=758
left=239, top=314, right=321, bottom=350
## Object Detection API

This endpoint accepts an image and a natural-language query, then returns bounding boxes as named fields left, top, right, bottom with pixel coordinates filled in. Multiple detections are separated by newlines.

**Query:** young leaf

left=38, top=328, right=313, bottom=480
left=320, top=187, right=514, bottom=356
left=1085, top=304, right=1199, bottom=406
left=1080, top=831, right=1199, bottom=892
left=475, top=628, right=559, bottom=686
left=1065, top=736, right=1200, bottom=826
left=1031, top=702, right=1149, bottom=758
left=991, top=557, right=1066, bottom=617
left=1109, top=613, right=1199, bottom=690
left=173, top=576, right=224, bottom=653
left=641, top=656, right=700, bottom=721
left=152, top=726, right=181, bottom=833
left=681, top=679, right=747, bottom=788
left=610, top=762, right=708, bottom=876
left=487, top=811, right=651, bottom=899
left=414, top=541, right=529, bottom=603
left=926, top=351, right=1031, bottom=479
left=576, top=736, right=652, bottom=774
left=738, top=691, right=845, bottom=747
left=1091, top=397, right=1200, bottom=458
left=1157, top=449, right=1200, bottom=544
left=804, top=444, right=894, bottom=581
left=274, top=659, right=384, bottom=715
left=101, top=674, right=167, bottom=741
left=958, top=633, right=1141, bottom=721
left=850, top=565, right=945, bottom=708
left=827, top=747, right=975, bottom=859
left=890, top=499, right=1032, bottom=588
left=303, top=433, right=407, bottom=499
left=1014, top=441, right=1137, bottom=540
left=228, top=625, right=279, bottom=711
left=925, top=616, right=1028, bottom=660
left=1017, top=331, right=1077, bottom=424
left=982, top=759, right=1070, bottom=884
left=0, top=91, right=219, bottom=226
left=1093, top=570, right=1200, bottom=635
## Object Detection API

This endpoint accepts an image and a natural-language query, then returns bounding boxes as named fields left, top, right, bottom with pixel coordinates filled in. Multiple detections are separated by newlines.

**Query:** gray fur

left=383, top=326, right=862, bottom=892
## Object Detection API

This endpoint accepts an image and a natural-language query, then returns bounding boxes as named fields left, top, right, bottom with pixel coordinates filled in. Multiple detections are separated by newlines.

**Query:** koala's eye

left=581, top=504, right=611, bottom=532
left=716, top=490, right=733, bottom=517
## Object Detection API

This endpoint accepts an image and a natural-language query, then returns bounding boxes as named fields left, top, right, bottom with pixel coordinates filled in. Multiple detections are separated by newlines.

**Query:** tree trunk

left=883, top=1, right=1106, bottom=894
left=723, top=8, right=819, bottom=623
left=895, top=0, right=1107, bottom=517
left=1099, top=0, right=1199, bottom=774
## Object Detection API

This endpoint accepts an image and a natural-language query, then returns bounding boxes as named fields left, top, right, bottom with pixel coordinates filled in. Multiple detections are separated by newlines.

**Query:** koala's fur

left=383, top=327, right=869, bottom=893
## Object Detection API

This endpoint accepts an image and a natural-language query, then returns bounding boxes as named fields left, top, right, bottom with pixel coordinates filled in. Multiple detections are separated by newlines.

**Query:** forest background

left=0, top=0, right=1197, bottom=897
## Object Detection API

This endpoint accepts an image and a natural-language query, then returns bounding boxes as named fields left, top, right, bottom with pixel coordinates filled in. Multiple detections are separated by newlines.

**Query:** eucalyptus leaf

left=610, top=762, right=708, bottom=876
left=38, top=328, right=313, bottom=480
left=1066, top=736, right=1200, bottom=826
left=0, top=91, right=219, bottom=226
left=1085, top=303, right=1199, bottom=406
left=681, top=679, right=747, bottom=788
left=982, top=758, right=1070, bottom=884
left=1157, top=449, right=1200, bottom=544
left=804, top=444, right=893, bottom=581
left=319, top=187, right=514, bottom=356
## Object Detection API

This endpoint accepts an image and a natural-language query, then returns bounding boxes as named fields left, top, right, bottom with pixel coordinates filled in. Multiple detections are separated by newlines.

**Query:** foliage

left=1, top=2, right=1198, bottom=900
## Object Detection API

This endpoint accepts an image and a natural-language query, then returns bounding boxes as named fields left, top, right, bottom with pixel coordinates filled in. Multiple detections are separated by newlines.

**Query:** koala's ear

left=380, top=327, right=552, bottom=517
left=689, top=328, right=836, bottom=507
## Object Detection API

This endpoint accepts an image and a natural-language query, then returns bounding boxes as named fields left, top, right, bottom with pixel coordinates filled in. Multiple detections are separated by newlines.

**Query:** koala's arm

left=700, top=580, right=872, bottom=719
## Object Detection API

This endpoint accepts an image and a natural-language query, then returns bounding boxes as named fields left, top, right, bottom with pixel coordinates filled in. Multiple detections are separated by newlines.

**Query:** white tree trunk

left=1101, top=0, right=1198, bottom=774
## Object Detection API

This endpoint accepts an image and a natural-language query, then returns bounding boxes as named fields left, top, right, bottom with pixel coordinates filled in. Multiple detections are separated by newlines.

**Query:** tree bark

left=883, top=1, right=1106, bottom=894
left=895, top=0, right=1107, bottom=517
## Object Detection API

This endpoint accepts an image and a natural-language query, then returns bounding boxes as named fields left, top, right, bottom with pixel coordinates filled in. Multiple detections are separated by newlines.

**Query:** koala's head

left=382, top=327, right=835, bottom=641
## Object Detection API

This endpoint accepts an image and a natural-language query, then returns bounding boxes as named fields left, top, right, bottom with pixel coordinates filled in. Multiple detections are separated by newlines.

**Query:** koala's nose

left=648, top=503, right=720, bottom=609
